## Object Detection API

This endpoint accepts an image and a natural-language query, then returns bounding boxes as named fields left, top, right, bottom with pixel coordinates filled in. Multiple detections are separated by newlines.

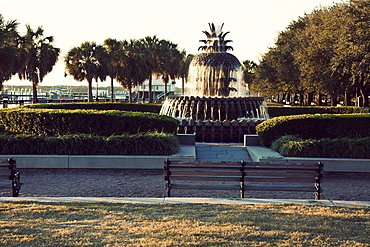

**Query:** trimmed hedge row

left=0, top=132, right=180, bottom=155
left=0, top=108, right=178, bottom=136
left=267, top=106, right=369, bottom=118
left=22, top=102, right=162, bottom=113
left=271, top=135, right=370, bottom=159
left=256, top=113, right=370, bottom=147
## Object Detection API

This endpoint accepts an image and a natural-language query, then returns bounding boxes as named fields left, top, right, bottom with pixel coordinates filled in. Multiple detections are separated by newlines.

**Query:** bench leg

left=11, top=171, right=22, bottom=197
left=166, top=185, right=171, bottom=197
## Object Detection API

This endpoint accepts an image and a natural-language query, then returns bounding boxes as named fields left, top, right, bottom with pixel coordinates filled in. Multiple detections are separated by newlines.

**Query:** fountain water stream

left=160, top=23, right=269, bottom=142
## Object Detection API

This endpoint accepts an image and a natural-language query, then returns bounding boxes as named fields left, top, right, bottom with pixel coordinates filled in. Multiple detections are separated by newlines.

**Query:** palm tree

left=103, top=38, right=123, bottom=102
left=139, top=36, right=161, bottom=102
left=64, top=41, right=108, bottom=102
left=18, top=25, right=60, bottom=103
left=158, top=40, right=184, bottom=98
left=0, top=15, right=22, bottom=91
left=116, top=39, right=150, bottom=102
left=179, top=52, right=194, bottom=95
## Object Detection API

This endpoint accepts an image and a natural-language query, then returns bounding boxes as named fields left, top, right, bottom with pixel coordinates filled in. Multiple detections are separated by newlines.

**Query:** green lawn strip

left=0, top=202, right=369, bottom=246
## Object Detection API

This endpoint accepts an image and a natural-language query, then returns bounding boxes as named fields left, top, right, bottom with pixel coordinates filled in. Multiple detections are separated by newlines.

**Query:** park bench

left=0, top=158, right=23, bottom=197
left=164, top=160, right=323, bottom=200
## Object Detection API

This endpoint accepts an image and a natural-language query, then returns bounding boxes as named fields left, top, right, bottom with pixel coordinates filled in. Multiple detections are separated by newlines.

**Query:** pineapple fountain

left=160, top=23, right=269, bottom=142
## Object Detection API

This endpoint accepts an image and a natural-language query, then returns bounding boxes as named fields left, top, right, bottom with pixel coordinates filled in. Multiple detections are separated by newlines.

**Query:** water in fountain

left=160, top=23, right=269, bottom=142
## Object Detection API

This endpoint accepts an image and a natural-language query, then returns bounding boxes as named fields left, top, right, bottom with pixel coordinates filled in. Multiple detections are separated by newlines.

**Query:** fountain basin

left=160, top=96, right=269, bottom=121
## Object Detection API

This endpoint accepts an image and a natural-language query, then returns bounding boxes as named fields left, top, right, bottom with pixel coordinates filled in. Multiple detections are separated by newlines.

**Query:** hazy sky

left=2, top=0, right=341, bottom=87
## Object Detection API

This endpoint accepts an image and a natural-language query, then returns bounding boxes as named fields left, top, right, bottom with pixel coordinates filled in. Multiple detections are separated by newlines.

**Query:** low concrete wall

left=0, top=145, right=196, bottom=169
left=0, top=155, right=70, bottom=169
left=246, top=146, right=370, bottom=173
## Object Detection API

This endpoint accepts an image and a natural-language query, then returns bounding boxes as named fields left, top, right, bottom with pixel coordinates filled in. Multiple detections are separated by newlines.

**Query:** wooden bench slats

left=169, top=170, right=243, bottom=176
left=0, top=175, right=10, bottom=180
left=246, top=178, right=318, bottom=183
left=245, top=185, right=318, bottom=192
left=0, top=181, right=11, bottom=187
left=168, top=165, right=242, bottom=171
left=168, top=176, right=242, bottom=182
left=244, top=167, right=320, bottom=172
left=245, top=172, right=319, bottom=178
left=164, top=160, right=324, bottom=200
left=170, top=184, right=241, bottom=190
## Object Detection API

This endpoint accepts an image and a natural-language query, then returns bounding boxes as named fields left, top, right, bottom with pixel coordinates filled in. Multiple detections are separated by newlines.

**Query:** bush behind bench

left=0, top=108, right=178, bottom=136
left=22, top=102, right=162, bottom=113
left=271, top=135, right=370, bottom=159
left=267, top=106, right=369, bottom=118
left=0, top=132, right=180, bottom=155
left=256, top=113, right=370, bottom=147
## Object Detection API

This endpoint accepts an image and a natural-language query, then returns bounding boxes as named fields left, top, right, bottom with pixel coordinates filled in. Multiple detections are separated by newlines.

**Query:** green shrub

left=22, top=102, right=162, bottom=113
left=267, top=106, right=369, bottom=118
left=271, top=135, right=370, bottom=159
left=256, top=113, right=370, bottom=147
left=0, top=108, right=178, bottom=136
left=0, top=132, right=180, bottom=155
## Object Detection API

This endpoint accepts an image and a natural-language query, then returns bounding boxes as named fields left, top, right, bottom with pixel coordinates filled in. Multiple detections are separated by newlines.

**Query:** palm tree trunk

left=110, top=77, right=114, bottom=102
left=87, top=79, right=93, bottom=102
left=148, top=75, right=152, bottom=103
left=32, top=83, right=38, bottom=103
left=95, top=78, right=99, bottom=102
left=128, top=87, right=132, bottom=103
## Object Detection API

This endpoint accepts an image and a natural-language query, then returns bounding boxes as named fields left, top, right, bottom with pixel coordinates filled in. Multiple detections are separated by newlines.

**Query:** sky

left=1, top=0, right=342, bottom=87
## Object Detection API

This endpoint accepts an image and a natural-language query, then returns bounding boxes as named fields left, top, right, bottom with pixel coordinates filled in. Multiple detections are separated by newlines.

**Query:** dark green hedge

left=267, top=106, right=369, bottom=118
left=0, top=132, right=180, bottom=155
left=0, top=108, right=178, bottom=136
left=22, top=102, right=162, bottom=113
left=271, top=135, right=370, bottom=159
left=256, top=113, right=370, bottom=147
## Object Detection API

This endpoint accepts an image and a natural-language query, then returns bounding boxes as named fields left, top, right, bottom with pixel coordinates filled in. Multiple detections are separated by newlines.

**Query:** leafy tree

left=65, top=41, right=107, bottom=102
left=242, top=60, right=257, bottom=93
left=0, top=15, right=23, bottom=91
left=253, top=49, right=282, bottom=101
left=18, top=25, right=60, bottom=103
left=332, top=0, right=370, bottom=107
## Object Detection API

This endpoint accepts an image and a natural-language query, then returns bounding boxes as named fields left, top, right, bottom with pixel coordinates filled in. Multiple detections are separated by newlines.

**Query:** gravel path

left=1, top=169, right=369, bottom=201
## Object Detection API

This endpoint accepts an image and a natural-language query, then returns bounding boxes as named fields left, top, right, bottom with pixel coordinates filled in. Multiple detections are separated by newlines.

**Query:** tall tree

left=0, top=15, right=23, bottom=91
left=116, top=39, right=150, bottom=102
left=242, top=60, right=257, bottom=94
left=139, top=36, right=161, bottom=102
left=18, top=25, right=60, bottom=103
left=179, top=52, right=194, bottom=95
left=65, top=41, right=107, bottom=102
left=158, top=40, right=183, bottom=98
left=103, top=38, right=123, bottom=102
left=332, top=0, right=370, bottom=107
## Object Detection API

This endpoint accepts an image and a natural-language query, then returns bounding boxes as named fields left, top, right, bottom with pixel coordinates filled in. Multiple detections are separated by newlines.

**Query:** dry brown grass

left=0, top=201, right=369, bottom=246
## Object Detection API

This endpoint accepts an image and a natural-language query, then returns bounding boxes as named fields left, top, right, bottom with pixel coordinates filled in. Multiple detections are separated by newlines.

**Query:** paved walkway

left=1, top=143, right=369, bottom=207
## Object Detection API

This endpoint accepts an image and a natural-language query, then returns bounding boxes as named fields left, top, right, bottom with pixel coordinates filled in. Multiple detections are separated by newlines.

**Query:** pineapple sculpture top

left=198, top=23, right=233, bottom=53
left=187, top=23, right=242, bottom=97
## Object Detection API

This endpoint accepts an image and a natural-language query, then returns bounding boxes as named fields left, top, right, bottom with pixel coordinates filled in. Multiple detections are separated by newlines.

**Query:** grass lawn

left=0, top=201, right=369, bottom=246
